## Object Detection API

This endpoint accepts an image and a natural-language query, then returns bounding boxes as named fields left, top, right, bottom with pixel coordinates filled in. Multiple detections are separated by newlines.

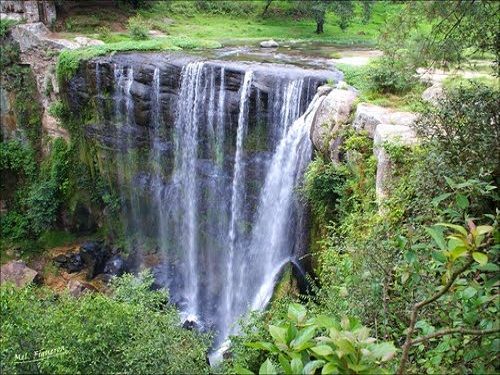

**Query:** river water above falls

left=68, top=52, right=341, bottom=350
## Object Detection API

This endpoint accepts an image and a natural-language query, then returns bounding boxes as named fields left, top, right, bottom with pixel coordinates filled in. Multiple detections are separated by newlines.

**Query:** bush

left=0, top=271, right=211, bottom=374
left=367, top=56, right=419, bottom=94
left=127, top=16, right=149, bottom=40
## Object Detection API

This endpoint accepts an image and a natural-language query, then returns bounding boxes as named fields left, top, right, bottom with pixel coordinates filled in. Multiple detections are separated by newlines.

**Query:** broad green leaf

left=472, top=251, right=488, bottom=265
left=314, top=315, right=338, bottom=329
left=462, top=286, right=477, bottom=299
left=449, top=245, right=467, bottom=260
left=235, top=365, right=255, bottom=375
left=478, top=263, right=499, bottom=272
left=321, top=362, right=339, bottom=375
left=432, top=251, right=448, bottom=263
left=291, top=326, right=316, bottom=351
left=286, top=324, right=298, bottom=344
left=291, top=358, right=303, bottom=374
left=426, top=227, right=446, bottom=250
left=368, top=342, right=397, bottom=362
left=476, top=225, right=494, bottom=236
left=246, top=341, right=278, bottom=352
left=436, top=223, right=468, bottom=236
left=311, top=345, right=334, bottom=357
left=455, top=194, right=469, bottom=210
left=432, top=192, right=452, bottom=207
left=278, top=354, right=292, bottom=375
left=334, top=338, right=355, bottom=358
left=259, top=359, right=277, bottom=375
left=303, top=360, right=325, bottom=375
left=269, top=325, right=288, bottom=345
left=288, top=303, right=307, bottom=324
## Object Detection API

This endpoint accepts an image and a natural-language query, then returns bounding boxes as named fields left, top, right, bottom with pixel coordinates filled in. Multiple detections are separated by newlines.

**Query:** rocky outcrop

left=374, top=124, right=418, bottom=201
left=310, top=86, right=358, bottom=158
left=421, top=83, right=444, bottom=106
left=1, top=1, right=56, bottom=25
left=0, top=261, right=41, bottom=287
left=352, top=103, right=417, bottom=138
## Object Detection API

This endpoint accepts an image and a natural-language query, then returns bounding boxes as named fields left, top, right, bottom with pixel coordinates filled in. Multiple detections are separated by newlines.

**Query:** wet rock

left=260, top=39, right=279, bottom=48
left=67, top=279, right=96, bottom=298
left=79, top=241, right=109, bottom=279
left=0, top=261, right=40, bottom=287
left=310, top=88, right=358, bottom=155
left=103, top=255, right=126, bottom=277
left=53, top=252, right=85, bottom=273
left=352, top=103, right=417, bottom=138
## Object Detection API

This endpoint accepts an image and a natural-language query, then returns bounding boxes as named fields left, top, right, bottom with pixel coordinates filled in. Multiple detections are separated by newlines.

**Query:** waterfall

left=225, top=71, right=253, bottom=339
left=101, top=57, right=335, bottom=351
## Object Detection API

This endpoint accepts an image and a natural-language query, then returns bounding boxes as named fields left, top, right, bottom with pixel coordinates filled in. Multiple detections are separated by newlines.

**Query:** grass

left=56, top=36, right=222, bottom=82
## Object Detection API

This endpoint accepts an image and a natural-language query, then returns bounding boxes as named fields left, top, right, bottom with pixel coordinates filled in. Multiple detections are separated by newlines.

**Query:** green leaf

left=436, top=223, right=468, bottom=236
left=432, top=192, right=452, bottom=207
left=303, top=360, right=326, bottom=375
left=472, top=251, right=488, bottom=265
left=288, top=303, right=307, bottom=324
left=235, top=365, right=255, bottom=375
left=311, top=345, right=334, bottom=357
left=314, top=315, right=338, bottom=329
left=449, top=245, right=467, bottom=260
left=432, top=251, right=448, bottom=263
left=476, top=225, right=493, bottom=236
left=321, top=362, right=338, bottom=375
left=426, top=226, right=446, bottom=251
left=478, top=263, right=499, bottom=272
left=334, top=338, right=355, bottom=358
left=369, top=342, right=397, bottom=362
left=259, top=359, right=277, bottom=375
left=455, top=194, right=469, bottom=210
left=291, top=358, right=303, bottom=374
left=462, top=286, right=477, bottom=299
left=291, top=326, right=316, bottom=351
left=246, top=341, right=278, bottom=352
left=269, top=325, right=288, bottom=345
left=278, top=354, right=292, bottom=375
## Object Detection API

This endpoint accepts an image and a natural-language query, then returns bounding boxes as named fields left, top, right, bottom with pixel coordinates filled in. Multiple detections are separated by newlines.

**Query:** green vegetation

left=56, top=36, right=221, bottom=82
left=0, top=271, right=210, bottom=374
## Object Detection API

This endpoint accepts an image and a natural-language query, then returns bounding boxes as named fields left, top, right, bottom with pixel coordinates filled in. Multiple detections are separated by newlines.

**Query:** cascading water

left=92, top=55, right=338, bottom=352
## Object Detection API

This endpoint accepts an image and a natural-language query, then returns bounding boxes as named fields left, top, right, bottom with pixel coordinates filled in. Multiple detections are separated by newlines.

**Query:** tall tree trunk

left=315, top=19, right=324, bottom=34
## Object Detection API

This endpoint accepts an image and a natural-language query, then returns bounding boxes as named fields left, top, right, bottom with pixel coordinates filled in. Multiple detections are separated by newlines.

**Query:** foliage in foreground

left=0, top=271, right=211, bottom=374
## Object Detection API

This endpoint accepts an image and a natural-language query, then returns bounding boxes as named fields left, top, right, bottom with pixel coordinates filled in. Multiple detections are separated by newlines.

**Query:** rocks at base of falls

left=0, top=261, right=41, bottom=287
left=67, top=279, right=97, bottom=298
left=53, top=241, right=128, bottom=281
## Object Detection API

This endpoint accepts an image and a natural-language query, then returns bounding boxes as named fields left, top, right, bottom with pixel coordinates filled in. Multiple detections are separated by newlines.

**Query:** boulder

left=421, top=83, right=444, bottom=106
left=0, top=261, right=40, bottom=287
left=53, top=253, right=85, bottom=273
left=103, top=255, right=126, bottom=277
left=67, top=279, right=97, bottom=298
left=352, top=103, right=417, bottom=138
left=310, top=88, right=358, bottom=155
left=79, top=241, right=109, bottom=279
left=74, top=36, right=105, bottom=47
left=260, top=39, right=279, bottom=48
left=373, top=124, right=418, bottom=202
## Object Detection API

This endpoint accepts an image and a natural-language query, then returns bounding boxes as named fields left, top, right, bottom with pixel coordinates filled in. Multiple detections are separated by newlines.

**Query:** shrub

left=127, top=16, right=149, bottom=40
left=367, top=56, right=419, bottom=94
left=0, top=271, right=211, bottom=374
